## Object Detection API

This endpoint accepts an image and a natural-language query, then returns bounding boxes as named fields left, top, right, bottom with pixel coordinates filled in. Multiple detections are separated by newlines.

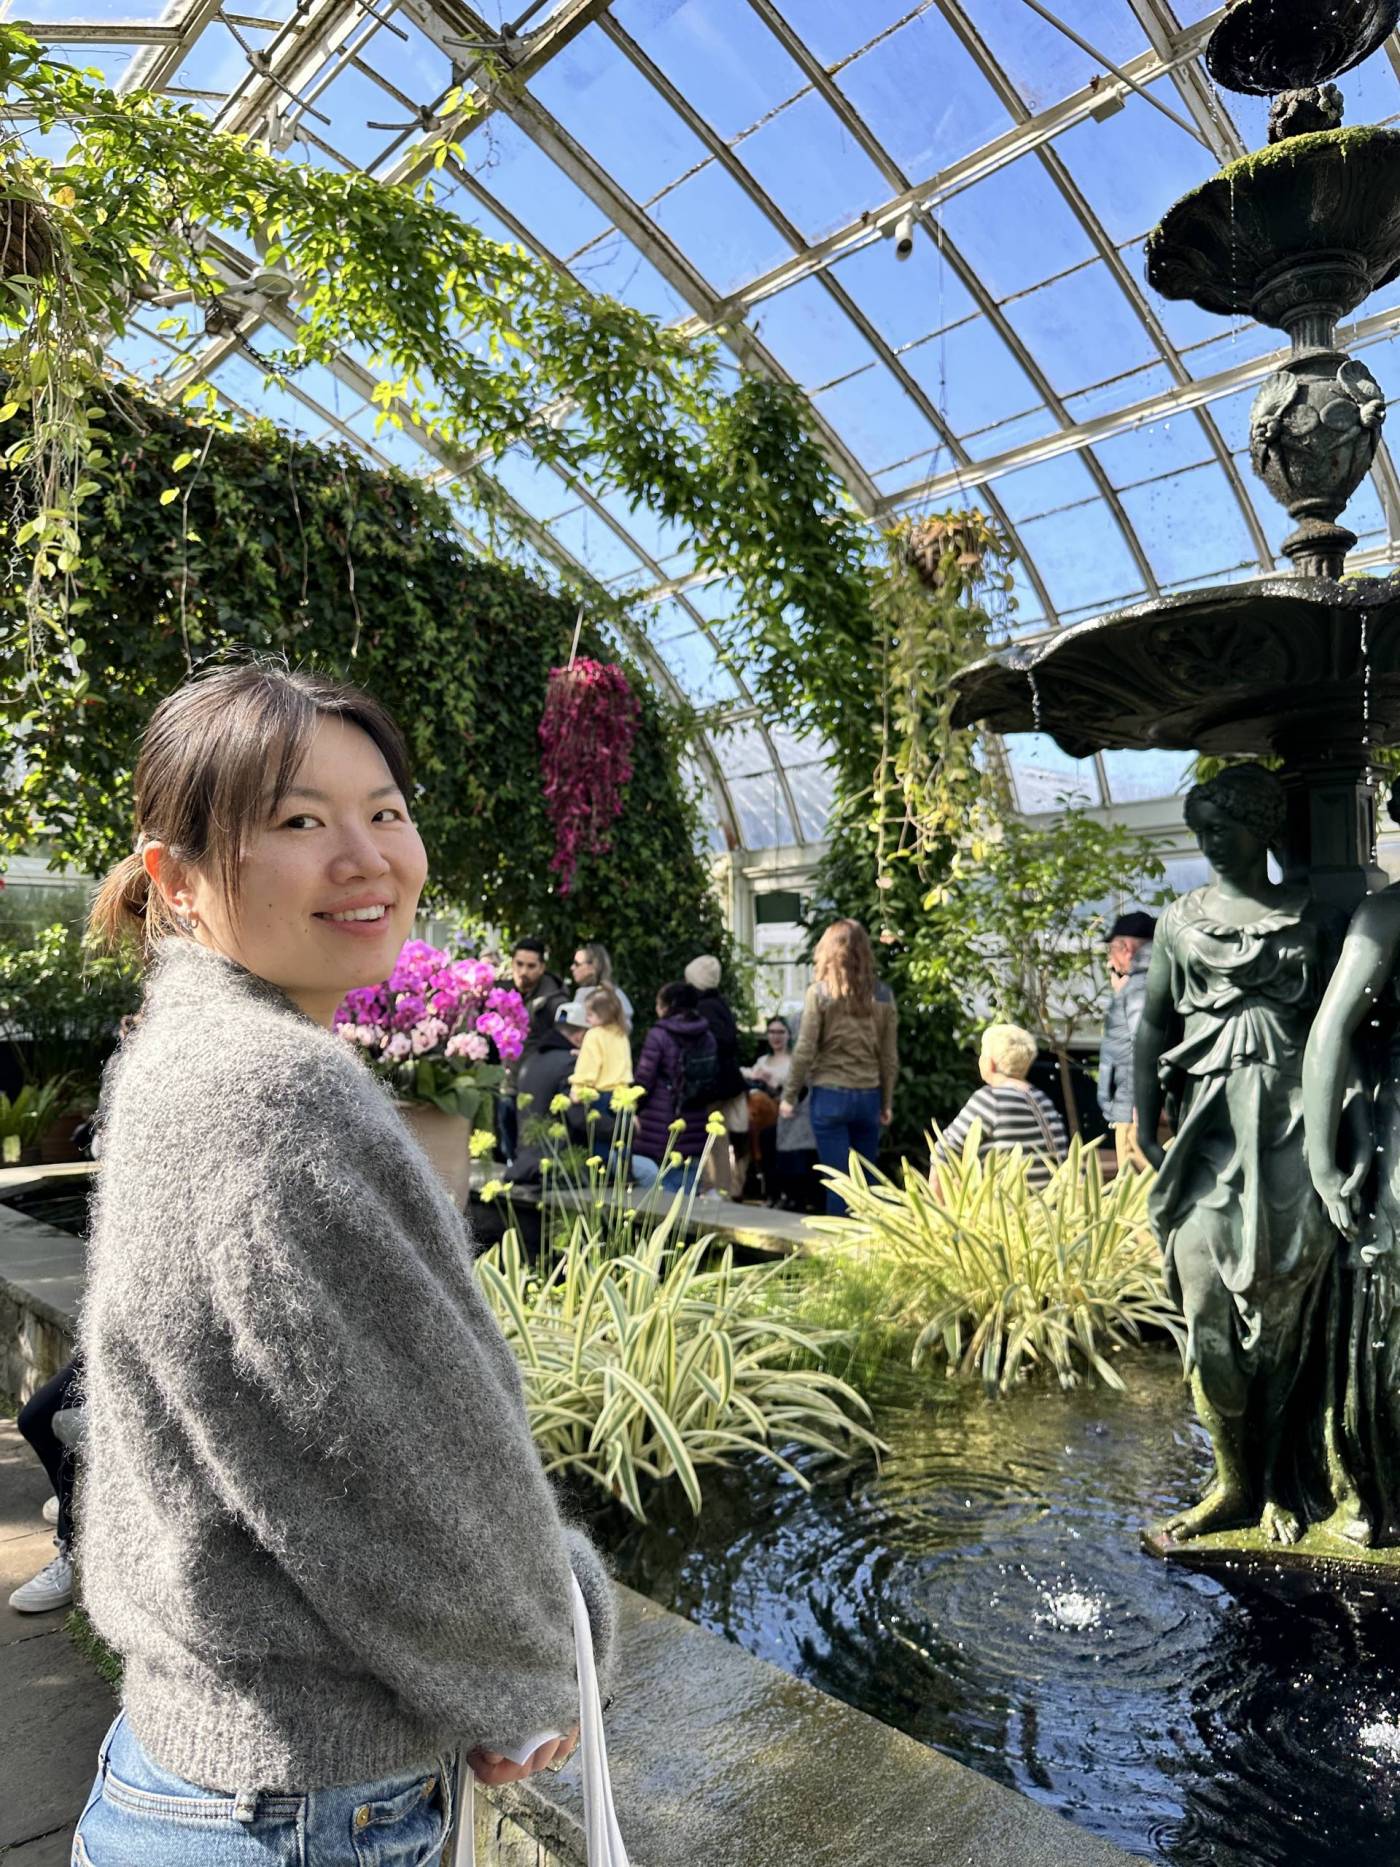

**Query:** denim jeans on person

left=808, top=1084, right=883, bottom=1215
left=73, top=1711, right=456, bottom=1866
left=629, top=1151, right=703, bottom=1196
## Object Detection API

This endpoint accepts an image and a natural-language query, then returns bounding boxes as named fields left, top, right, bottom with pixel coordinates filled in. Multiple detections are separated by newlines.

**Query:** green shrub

left=477, top=1217, right=882, bottom=1521
left=0, top=919, right=140, bottom=1093
left=0, top=1077, right=74, bottom=1163
left=809, top=1132, right=1183, bottom=1395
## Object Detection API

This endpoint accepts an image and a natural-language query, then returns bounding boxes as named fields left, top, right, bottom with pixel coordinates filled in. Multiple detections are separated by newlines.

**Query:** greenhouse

left=8, top=1, right=1400, bottom=1863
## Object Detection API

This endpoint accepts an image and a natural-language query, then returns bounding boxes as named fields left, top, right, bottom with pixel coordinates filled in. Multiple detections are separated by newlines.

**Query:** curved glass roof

left=20, top=0, right=1400, bottom=846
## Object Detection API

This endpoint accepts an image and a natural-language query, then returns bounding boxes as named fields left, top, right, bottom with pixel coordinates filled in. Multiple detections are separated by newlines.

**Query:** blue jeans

left=809, top=1084, right=883, bottom=1215
left=630, top=1152, right=702, bottom=1196
left=73, top=1712, right=456, bottom=1865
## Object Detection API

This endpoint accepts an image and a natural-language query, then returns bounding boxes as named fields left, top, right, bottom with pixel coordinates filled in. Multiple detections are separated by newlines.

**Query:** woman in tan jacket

left=781, top=918, right=898, bottom=1214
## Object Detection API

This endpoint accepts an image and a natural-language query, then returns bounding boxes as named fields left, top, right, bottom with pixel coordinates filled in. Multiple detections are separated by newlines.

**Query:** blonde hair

left=812, top=918, right=876, bottom=1013
left=980, top=1023, right=1038, bottom=1080
left=88, top=660, right=411, bottom=958
left=585, top=985, right=625, bottom=1031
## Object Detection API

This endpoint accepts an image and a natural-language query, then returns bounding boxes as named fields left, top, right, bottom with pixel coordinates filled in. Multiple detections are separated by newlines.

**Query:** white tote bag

left=451, top=1574, right=630, bottom=1866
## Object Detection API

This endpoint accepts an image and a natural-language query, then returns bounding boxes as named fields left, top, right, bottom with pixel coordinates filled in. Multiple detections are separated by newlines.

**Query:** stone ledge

left=493, top=1586, right=1136, bottom=1867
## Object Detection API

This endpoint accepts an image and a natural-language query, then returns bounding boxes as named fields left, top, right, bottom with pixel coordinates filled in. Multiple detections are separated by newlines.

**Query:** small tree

left=923, top=803, right=1168, bottom=1135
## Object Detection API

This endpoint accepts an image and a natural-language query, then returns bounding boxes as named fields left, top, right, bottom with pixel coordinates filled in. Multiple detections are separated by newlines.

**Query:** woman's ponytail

left=88, top=850, right=160, bottom=955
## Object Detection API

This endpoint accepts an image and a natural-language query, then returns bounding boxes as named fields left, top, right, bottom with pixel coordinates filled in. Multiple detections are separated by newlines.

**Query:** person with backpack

left=630, top=980, right=718, bottom=1195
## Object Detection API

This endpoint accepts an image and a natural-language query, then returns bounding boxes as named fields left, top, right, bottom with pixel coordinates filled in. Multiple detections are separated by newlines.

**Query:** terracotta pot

left=396, top=1100, right=472, bottom=1207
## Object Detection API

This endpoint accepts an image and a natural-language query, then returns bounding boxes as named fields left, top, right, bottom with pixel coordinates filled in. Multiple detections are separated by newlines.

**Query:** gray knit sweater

left=80, top=939, right=616, bottom=1790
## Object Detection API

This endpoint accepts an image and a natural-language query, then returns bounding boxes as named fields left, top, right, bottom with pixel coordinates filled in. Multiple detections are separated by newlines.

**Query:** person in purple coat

left=630, top=980, right=718, bottom=1194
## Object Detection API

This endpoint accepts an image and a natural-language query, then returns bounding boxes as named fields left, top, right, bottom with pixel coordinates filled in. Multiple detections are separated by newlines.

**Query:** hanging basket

left=0, top=194, right=55, bottom=281
left=538, top=658, right=640, bottom=895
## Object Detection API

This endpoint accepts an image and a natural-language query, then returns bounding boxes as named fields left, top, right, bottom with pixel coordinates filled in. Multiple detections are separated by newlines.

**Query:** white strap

left=451, top=1575, right=629, bottom=1866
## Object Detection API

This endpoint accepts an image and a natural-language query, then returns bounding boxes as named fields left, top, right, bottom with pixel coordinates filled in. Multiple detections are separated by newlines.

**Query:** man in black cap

left=1098, top=910, right=1156, bottom=1172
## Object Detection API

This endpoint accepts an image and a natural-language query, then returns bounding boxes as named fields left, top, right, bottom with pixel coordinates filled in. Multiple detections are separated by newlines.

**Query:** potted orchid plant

left=334, top=940, right=528, bottom=1202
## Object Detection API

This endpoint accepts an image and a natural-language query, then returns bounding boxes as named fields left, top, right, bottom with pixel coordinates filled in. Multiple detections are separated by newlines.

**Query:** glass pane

left=530, top=25, right=708, bottom=202
left=737, top=91, right=892, bottom=242
left=786, top=760, right=834, bottom=842
left=1005, top=733, right=1099, bottom=812
left=661, top=629, right=743, bottom=705
left=1002, top=262, right=1158, bottom=396
left=614, top=0, right=807, bottom=142
left=938, top=155, right=1097, bottom=304
left=902, top=316, right=1043, bottom=440
left=1094, top=412, right=1215, bottom=490
left=729, top=771, right=795, bottom=848
left=1053, top=80, right=1219, bottom=247
left=712, top=722, right=774, bottom=779
left=571, top=231, right=690, bottom=324
left=973, top=0, right=1147, bottom=111
left=648, top=160, right=791, bottom=296
left=547, top=506, right=645, bottom=583
left=994, top=452, right=1098, bottom=524
left=809, top=361, right=944, bottom=472
left=465, top=116, right=610, bottom=260
left=1118, top=463, right=1260, bottom=584
left=1014, top=500, right=1146, bottom=613
left=830, top=236, right=977, bottom=350
left=835, top=7, right=1010, bottom=176
left=771, top=0, right=912, bottom=66
left=1100, top=749, right=1195, bottom=805
left=751, top=275, right=877, bottom=389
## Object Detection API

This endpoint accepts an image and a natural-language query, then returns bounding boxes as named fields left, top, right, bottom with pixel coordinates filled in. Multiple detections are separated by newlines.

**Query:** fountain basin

left=949, top=576, right=1400, bottom=761
left=1146, top=127, right=1400, bottom=325
left=1204, top=0, right=1400, bottom=95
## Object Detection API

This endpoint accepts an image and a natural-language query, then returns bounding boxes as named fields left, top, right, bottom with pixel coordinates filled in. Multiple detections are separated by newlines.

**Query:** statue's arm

left=1303, top=894, right=1400, bottom=1231
left=1133, top=934, right=1175, bottom=1170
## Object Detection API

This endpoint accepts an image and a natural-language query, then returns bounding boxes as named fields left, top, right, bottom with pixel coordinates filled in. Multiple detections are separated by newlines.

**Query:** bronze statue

left=1302, top=777, right=1400, bottom=1546
left=1135, top=765, right=1340, bottom=1544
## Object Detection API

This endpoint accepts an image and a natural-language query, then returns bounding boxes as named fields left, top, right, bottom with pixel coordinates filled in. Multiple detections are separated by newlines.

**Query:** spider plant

left=477, top=1214, right=882, bottom=1521
left=809, top=1130, right=1183, bottom=1395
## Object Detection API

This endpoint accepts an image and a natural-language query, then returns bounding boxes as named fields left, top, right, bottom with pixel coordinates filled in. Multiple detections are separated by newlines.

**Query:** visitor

left=568, top=941, right=633, bottom=1031
left=506, top=1001, right=587, bottom=1185
left=772, top=1088, right=822, bottom=1213
left=72, top=661, right=612, bottom=1864
left=933, top=1023, right=1069, bottom=1191
left=498, top=937, right=566, bottom=1164
left=630, top=980, right=718, bottom=1196
left=7, top=1356, right=82, bottom=1613
left=685, top=954, right=749, bottom=1199
left=1097, top=910, right=1156, bottom=1173
left=569, top=983, right=632, bottom=1152
left=781, top=919, right=899, bottom=1216
left=745, top=1015, right=794, bottom=1202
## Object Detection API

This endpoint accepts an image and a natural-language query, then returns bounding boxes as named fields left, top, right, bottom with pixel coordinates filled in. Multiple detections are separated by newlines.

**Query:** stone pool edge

left=0, top=1165, right=1137, bottom=1866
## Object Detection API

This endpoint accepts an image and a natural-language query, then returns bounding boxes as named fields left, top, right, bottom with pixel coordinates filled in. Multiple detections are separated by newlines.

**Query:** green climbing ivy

left=0, top=391, right=735, bottom=1000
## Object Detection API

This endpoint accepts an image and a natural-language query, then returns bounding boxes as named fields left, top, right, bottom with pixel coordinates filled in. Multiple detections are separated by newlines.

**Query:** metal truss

left=28, top=0, right=1400, bottom=839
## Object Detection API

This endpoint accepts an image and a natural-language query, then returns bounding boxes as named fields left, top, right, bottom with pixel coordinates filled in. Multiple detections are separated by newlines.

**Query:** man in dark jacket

left=496, top=938, right=567, bottom=1165
left=631, top=981, right=718, bottom=1194
left=1098, top=910, right=1156, bottom=1172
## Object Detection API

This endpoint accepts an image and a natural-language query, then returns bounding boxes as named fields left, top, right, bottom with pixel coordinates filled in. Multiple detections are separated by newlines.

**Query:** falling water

left=1040, top=1588, right=1106, bottom=1633
left=1359, top=1717, right=1400, bottom=1763
left=1361, top=612, right=1373, bottom=750
left=1027, top=665, right=1043, bottom=733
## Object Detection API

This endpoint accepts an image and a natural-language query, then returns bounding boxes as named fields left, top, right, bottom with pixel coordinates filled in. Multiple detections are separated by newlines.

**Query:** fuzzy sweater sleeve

left=84, top=1008, right=616, bottom=1780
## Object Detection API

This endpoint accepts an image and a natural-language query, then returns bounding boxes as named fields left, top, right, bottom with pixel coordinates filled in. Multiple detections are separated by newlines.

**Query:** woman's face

left=767, top=1023, right=789, bottom=1052
left=1193, top=797, right=1263, bottom=879
left=161, top=716, right=427, bottom=1025
left=572, top=949, right=597, bottom=987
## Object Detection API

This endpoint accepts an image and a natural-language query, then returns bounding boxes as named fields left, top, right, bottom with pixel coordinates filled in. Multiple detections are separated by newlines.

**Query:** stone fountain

left=952, top=0, right=1400, bottom=1584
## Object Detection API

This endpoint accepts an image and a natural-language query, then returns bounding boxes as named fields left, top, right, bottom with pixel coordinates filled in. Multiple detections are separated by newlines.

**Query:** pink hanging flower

left=538, top=658, right=640, bottom=895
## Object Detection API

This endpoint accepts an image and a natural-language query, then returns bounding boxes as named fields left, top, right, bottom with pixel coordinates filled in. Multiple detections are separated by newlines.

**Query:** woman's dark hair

left=89, top=659, right=412, bottom=955
left=1183, top=762, right=1285, bottom=847
left=657, top=980, right=699, bottom=1016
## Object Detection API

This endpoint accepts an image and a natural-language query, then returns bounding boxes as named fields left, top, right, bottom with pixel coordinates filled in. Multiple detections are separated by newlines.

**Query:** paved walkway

left=0, top=1417, right=113, bottom=1865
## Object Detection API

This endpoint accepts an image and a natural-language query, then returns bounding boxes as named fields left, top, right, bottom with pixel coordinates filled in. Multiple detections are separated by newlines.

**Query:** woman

left=73, top=662, right=613, bottom=1864
left=1135, top=762, right=1338, bottom=1548
left=932, top=1023, right=1068, bottom=1190
left=630, top=980, right=717, bottom=1195
left=746, top=1015, right=795, bottom=1098
left=746, top=1017, right=793, bottom=1204
left=568, top=941, right=633, bottom=1031
left=781, top=919, right=898, bottom=1216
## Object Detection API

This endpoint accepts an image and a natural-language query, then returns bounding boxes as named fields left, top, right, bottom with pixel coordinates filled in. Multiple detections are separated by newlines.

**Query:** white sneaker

left=9, top=1549, right=73, bottom=1614
left=42, top=1495, right=59, bottom=1526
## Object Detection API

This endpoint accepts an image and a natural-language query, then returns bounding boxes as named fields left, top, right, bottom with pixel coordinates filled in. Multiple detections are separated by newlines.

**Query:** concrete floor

left=0, top=1418, right=113, bottom=1865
